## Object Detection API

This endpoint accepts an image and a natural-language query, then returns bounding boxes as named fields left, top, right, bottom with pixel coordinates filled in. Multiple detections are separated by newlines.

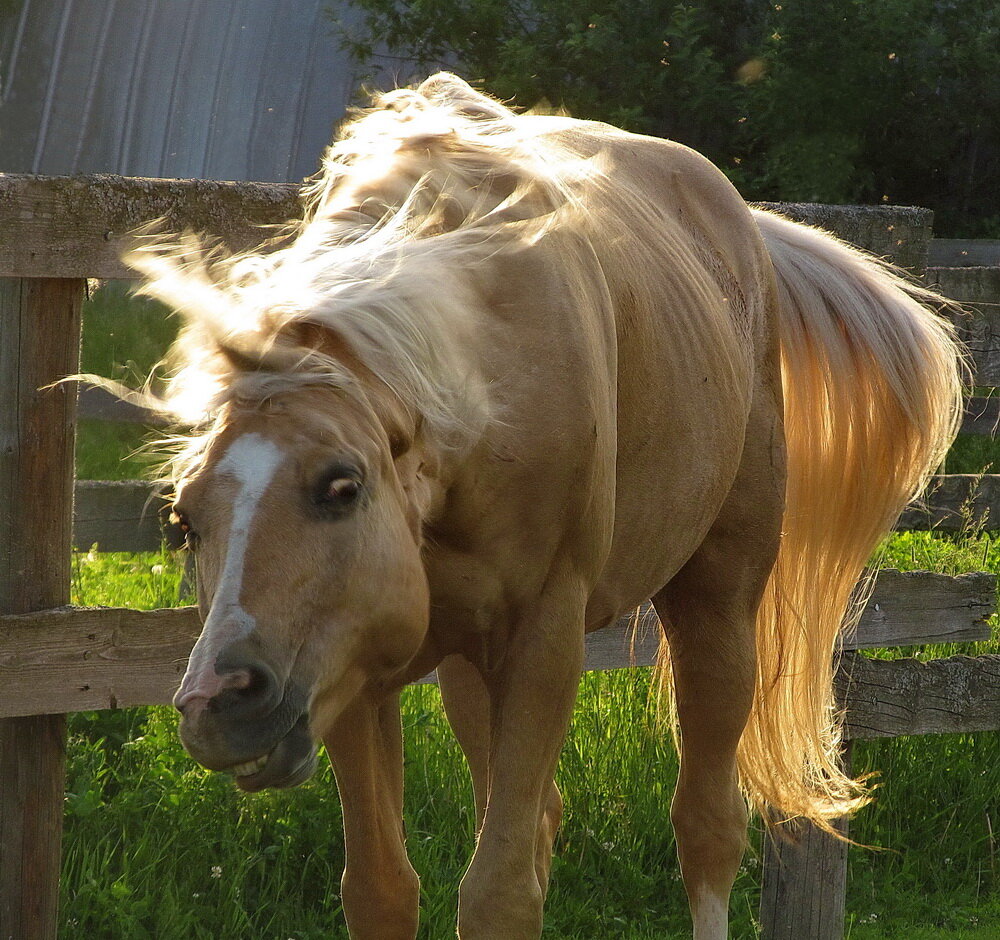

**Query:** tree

left=335, top=0, right=1000, bottom=235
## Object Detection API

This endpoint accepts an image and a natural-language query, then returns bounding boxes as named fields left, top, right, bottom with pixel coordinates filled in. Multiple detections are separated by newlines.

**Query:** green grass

left=64, top=546, right=999, bottom=938
left=63, top=283, right=999, bottom=937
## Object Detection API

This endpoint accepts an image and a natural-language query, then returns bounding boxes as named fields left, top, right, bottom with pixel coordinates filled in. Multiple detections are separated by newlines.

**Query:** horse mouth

left=228, top=714, right=318, bottom=792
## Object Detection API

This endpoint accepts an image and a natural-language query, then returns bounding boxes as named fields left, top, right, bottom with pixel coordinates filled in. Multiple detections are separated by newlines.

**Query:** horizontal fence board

left=79, top=385, right=1000, bottom=438
left=0, top=176, right=938, bottom=280
left=837, top=651, right=1000, bottom=738
left=73, top=480, right=181, bottom=552
left=583, top=603, right=662, bottom=671
left=960, top=396, right=1000, bottom=437
left=0, top=174, right=301, bottom=279
left=0, top=570, right=992, bottom=717
left=74, top=469, right=1000, bottom=555
left=928, top=239, right=1000, bottom=267
left=0, top=606, right=198, bottom=717
left=78, top=386, right=173, bottom=427
left=898, top=473, right=1000, bottom=531
left=926, top=265, right=1000, bottom=393
left=947, top=311, right=1000, bottom=390
left=845, top=569, right=994, bottom=649
left=927, top=266, right=1000, bottom=307
left=758, top=202, right=933, bottom=274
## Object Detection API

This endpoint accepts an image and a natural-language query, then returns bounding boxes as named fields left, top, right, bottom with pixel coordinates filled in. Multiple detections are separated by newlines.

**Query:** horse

left=123, top=74, right=963, bottom=939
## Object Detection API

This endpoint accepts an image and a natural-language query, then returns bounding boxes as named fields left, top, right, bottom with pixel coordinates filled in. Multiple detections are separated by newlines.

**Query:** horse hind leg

left=655, top=577, right=753, bottom=940
left=653, top=421, right=783, bottom=939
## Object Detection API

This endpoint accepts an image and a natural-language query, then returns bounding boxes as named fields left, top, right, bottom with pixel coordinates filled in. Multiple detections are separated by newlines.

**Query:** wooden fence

left=1, top=173, right=999, bottom=938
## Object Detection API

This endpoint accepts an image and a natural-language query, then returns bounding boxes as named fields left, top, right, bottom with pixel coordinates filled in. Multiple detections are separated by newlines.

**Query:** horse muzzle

left=174, top=651, right=318, bottom=791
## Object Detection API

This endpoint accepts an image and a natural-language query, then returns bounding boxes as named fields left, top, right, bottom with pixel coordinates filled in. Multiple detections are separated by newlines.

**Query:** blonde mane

left=124, top=74, right=588, bottom=480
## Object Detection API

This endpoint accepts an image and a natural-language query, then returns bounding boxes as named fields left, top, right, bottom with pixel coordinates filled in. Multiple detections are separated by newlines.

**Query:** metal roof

left=0, top=0, right=380, bottom=182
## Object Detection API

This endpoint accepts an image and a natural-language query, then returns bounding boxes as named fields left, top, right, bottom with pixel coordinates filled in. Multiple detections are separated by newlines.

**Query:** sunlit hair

left=114, top=73, right=592, bottom=482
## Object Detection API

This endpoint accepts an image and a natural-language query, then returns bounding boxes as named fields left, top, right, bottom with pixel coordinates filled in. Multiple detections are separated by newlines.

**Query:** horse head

left=170, top=369, right=433, bottom=790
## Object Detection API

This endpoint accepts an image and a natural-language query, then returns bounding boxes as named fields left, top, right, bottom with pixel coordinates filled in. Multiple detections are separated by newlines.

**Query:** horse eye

left=170, top=509, right=200, bottom=550
left=326, top=477, right=360, bottom=504
left=313, top=463, right=365, bottom=516
left=315, top=467, right=364, bottom=514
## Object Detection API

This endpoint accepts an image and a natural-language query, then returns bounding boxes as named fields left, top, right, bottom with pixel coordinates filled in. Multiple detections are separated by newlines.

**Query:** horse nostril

left=219, top=668, right=254, bottom=693
left=211, top=661, right=280, bottom=716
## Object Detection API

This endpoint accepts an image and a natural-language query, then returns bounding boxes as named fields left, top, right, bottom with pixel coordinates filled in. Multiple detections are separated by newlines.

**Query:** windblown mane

left=120, top=73, right=588, bottom=481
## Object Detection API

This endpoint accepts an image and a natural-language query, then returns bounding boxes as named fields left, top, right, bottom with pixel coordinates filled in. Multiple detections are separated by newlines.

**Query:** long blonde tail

left=739, top=208, right=965, bottom=827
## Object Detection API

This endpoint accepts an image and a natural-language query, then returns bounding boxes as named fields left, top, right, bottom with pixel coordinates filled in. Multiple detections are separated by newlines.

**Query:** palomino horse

left=127, top=75, right=962, bottom=938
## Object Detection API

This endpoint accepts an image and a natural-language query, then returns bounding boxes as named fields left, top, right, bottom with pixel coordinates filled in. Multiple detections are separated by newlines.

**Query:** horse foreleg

left=455, top=594, right=584, bottom=940
left=438, top=654, right=564, bottom=892
left=323, top=690, right=419, bottom=940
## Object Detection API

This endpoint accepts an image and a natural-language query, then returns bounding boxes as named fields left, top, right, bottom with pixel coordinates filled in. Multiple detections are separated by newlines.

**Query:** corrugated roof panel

left=68, top=2, right=118, bottom=173
left=0, top=0, right=376, bottom=182
left=115, top=1, right=196, bottom=179
left=162, top=2, right=235, bottom=179
left=2, top=0, right=58, bottom=171
left=201, top=1, right=253, bottom=180
left=290, top=2, right=369, bottom=179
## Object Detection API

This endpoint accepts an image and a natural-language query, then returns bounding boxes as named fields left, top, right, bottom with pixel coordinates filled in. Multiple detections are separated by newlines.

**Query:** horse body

left=422, top=119, right=776, bottom=637
left=126, top=75, right=963, bottom=939
left=411, top=124, right=785, bottom=939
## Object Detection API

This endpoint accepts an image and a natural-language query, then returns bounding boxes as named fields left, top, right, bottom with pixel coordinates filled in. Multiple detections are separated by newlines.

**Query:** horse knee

left=342, top=862, right=420, bottom=940
left=459, top=864, right=543, bottom=939
left=671, top=782, right=748, bottom=876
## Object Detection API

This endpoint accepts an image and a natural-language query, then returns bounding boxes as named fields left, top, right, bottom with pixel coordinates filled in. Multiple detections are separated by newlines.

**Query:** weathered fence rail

left=66, top=469, right=1000, bottom=555
left=2, top=569, right=992, bottom=722
left=0, top=173, right=300, bottom=280
left=928, top=238, right=1000, bottom=267
left=2, top=173, right=998, bottom=940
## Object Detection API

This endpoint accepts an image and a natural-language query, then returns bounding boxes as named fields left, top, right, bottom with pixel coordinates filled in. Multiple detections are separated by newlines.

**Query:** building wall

left=0, top=0, right=385, bottom=182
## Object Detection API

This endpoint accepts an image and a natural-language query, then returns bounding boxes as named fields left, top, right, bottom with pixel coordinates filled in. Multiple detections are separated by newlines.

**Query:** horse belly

left=578, top=135, right=781, bottom=629
left=587, top=354, right=751, bottom=630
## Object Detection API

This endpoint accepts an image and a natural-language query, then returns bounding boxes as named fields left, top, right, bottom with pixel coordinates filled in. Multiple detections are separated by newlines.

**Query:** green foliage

left=338, top=1, right=752, bottom=153
left=335, top=0, right=1000, bottom=236
left=849, top=732, right=1000, bottom=936
left=80, top=280, right=177, bottom=384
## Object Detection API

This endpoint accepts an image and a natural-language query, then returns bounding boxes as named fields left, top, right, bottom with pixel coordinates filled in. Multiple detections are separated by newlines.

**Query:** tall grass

left=62, top=283, right=998, bottom=937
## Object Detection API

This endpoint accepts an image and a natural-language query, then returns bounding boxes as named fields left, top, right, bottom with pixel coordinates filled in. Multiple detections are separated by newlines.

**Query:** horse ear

left=285, top=320, right=381, bottom=380
left=215, top=335, right=267, bottom=373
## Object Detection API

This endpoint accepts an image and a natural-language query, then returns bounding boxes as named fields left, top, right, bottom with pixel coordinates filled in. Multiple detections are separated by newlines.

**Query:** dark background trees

left=337, top=0, right=1000, bottom=236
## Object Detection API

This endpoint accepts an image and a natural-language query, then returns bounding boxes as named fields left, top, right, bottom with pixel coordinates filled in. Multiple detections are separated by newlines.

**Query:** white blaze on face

left=176, top=433, right=285, bottom=706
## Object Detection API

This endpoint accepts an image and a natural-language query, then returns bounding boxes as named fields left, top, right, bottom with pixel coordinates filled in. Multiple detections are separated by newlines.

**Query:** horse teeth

left=232, top=755, right=268, bottom=777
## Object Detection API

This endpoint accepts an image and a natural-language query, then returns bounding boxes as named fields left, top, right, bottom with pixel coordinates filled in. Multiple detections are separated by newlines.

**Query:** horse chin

left=230, top=714, right=319, bottom=792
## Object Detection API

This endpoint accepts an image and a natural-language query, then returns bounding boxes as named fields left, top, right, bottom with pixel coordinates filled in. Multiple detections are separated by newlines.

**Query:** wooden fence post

left=0, top=277, right=84, bottom=939
left=759, top=742, right=853, bottom=939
